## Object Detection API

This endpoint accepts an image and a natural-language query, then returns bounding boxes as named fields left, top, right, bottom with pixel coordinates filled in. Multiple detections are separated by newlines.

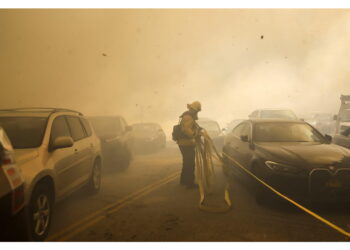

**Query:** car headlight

left=265, top=161, right=299, bottom=174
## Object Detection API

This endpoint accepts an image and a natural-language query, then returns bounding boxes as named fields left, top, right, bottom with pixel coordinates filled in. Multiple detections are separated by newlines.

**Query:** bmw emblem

left=329, top=166, right=335, bottom=171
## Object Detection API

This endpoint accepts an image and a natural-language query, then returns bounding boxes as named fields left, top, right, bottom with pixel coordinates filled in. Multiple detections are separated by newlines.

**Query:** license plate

left=326, top=179, right=342, bottom=188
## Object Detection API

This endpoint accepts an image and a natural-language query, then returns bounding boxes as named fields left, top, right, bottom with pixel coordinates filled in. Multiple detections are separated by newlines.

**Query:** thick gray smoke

left=1, top=10, right=350, bottom=135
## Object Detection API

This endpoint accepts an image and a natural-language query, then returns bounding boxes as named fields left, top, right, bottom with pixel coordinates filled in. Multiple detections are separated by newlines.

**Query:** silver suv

left=0, top=108, right=103, bottom=241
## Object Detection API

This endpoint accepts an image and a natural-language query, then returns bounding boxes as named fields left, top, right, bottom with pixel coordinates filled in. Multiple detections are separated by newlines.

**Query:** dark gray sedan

left=223, top=119, right=350, bottom=202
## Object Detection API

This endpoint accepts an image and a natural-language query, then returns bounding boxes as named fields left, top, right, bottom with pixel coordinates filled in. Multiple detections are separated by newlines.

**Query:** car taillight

left=1, top=150, right=15, bottom=165
left=12, top=184, right=25, bottom=214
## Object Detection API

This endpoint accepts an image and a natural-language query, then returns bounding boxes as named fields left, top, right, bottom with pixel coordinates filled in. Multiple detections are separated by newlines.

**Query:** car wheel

left=251, top=164, right=271, bottom=205
left=119, top=147, right=131, bottom=169
left=87, top=160, right=102, bottom=194
left=29, top=184, right=53, bottom=241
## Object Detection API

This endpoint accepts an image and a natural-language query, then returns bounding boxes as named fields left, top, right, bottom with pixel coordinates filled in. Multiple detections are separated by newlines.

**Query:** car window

left=260, top=110, right=298, bottom=120
left=89, top=117, right=121, bottom=137
left=241, top=123, right=250, bottom=137
left=66, top=116, right=86, bottom=141
left=254, top=122, right=325, bottom=142
left=232, top=123, right=245, bottom=138
left=50, top=116, right=71, bottom=143
left=0, top=117, right=47, bottom=149
left=80, top=118, right=92, bottom=137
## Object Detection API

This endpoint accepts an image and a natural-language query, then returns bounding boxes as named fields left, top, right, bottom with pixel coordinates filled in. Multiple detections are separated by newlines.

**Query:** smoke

left=1, top=9, right=350, bottom=135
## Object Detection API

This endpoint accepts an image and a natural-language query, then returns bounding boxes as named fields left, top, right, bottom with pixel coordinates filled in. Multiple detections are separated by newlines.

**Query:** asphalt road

left=47, top=142, right=350, bottom=241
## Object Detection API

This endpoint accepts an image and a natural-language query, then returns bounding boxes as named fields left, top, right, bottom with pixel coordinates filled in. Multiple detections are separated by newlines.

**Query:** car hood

left=14, top=148, right=39, bottom=165
left=255, top=142, right=350, bottom=169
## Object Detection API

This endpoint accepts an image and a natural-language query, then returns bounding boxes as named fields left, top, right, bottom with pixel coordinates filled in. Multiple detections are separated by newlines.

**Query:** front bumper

left=263, top=168, right=350, bottom=202
left=308, top=168, right=350, bottom=201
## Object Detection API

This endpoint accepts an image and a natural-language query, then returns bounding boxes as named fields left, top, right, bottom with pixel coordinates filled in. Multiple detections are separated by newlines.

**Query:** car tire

left=119, top=147, right=131, bottom=169
left=28, top=183, right=54, bottom=241
left=251, top=163, right=270, bottom=205
left=86, top=160, right=102, bottom=194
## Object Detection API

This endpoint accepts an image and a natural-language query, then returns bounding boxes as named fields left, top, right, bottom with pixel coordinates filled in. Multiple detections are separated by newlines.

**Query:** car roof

left=0, top=108, right=83, bottom=118
left=88, top=115, right=123, bottom=120
left=132, top=122, right=159, bottom=126
left=253, top=108, right=294, bottom=111
left=249, top=119, right=305, bottom=124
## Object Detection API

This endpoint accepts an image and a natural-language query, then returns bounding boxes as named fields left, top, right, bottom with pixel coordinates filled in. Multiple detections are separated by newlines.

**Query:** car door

left=224, top=123, right=245, bottom=166
left=80, top=117, right=95, bottom=169
left=66, top=116, right=92, bottom=187
left=50, top=116, right=77, bottom=198
left=234, top=122, right=252, bottom=167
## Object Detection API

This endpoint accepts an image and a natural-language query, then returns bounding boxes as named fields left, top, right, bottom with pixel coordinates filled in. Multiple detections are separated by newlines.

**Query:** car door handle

left=74, top=148, right=78, bottom=154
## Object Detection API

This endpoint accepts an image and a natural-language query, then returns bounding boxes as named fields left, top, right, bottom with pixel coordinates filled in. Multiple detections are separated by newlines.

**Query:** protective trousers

left=179, top=145, right=195, bottom=186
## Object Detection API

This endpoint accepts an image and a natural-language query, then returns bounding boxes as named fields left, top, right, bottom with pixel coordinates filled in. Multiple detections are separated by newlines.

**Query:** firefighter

left=177, top=101, right=202, bottom=188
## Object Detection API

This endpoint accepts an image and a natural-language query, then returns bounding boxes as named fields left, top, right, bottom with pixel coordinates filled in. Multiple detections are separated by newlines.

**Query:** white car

left=0, top=108, right=103, bottom=241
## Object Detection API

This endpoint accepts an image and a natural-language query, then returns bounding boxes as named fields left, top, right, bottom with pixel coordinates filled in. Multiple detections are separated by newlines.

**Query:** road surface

left=46, top=142, right=350, bottom=241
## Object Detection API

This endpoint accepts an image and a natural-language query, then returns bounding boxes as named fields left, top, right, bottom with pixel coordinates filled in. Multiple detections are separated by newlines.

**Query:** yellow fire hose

left=195, top=131, right=232, bottom=213
left=196, top=132, right=350, bottom=238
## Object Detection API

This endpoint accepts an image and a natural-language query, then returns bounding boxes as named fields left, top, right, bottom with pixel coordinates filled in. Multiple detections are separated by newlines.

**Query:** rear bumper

left=0, top=207, right=27, bottom=241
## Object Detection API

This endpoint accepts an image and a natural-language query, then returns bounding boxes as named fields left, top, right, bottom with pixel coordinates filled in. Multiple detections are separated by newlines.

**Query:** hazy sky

left=1, top=9, right=350, bottom=132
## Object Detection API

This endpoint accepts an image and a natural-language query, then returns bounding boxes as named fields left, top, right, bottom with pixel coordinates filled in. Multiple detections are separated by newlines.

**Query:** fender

left=25, top=169, right=56, bottom=205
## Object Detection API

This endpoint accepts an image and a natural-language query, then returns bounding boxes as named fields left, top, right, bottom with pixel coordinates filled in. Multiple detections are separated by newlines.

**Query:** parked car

left=304, top=113, right=336, bottom=135
left=0, top=108, right=102, bottom=241
left=223, top=119, right=350, bottom=203
left=223, top=119, right=246, bottom=136
left=335, top=95, right=350, bottom=134
left=197, top=118, right=224, bottom=151
left=0, top=127, right=26, bottom=241
left=248, top=109, right=298, bottom=120
left=88, top=116, right=132, bottom=169
left=130, top=122, right=166, bottom=153
left=333, top=95, right=350, bottom=149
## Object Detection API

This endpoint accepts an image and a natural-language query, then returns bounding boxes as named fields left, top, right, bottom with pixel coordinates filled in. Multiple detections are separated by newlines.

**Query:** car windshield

left=260, top=110, right=297, bottom=120
left=197, top=121, right=220, bottom=132
left=133, top=124, right=159, bottom=132
left=89, top=117, right=121, bottom=137
left=254, top=122, right=325, bottom=143
left=314, top=114, right=333, bottom=121
left=340, top=110, right=350, bottom=122
left=0, top=117, right=47, bottom=149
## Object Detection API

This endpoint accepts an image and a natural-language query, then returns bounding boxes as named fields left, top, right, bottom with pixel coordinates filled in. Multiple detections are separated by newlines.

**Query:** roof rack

left=0, top=107, right=83, bottom=115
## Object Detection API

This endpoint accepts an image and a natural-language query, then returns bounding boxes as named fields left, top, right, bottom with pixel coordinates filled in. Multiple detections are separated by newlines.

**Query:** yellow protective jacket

left=177, top=112, right=199, bottom=146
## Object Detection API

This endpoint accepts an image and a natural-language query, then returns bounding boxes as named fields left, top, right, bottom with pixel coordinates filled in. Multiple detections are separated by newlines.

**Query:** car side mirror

left=50, top=136, right=74, bottom=151
left=240, top=135, right=249, bottom=142
left=126, top=126, right=132, bottom=132
left=324, top=134, right=332, bottom=143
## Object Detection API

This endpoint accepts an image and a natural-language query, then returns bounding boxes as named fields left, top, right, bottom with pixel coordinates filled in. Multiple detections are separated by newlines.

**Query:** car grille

left=309, top=168, right=350, bottom=199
